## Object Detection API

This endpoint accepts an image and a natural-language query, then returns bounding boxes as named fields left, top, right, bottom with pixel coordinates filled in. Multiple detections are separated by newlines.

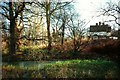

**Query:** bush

left=51, top=41, right=81, bottom=60
left=21, top=46, right=49, bottom=61
left=83, top=40, right=120, bottom=61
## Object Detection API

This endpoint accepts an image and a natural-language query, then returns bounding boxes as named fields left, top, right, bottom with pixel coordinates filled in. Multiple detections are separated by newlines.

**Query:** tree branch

left=15, top=2, right=25, bottom=18
left=0, top=12, right=10, bottom=20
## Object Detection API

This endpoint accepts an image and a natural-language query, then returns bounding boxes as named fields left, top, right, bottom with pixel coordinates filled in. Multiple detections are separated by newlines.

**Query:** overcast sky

left=73, top=0, right=120, bottom=29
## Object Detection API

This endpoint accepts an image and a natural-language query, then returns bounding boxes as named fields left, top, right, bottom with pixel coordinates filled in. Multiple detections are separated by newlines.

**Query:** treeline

left=1, top=0, right=86, bottom=61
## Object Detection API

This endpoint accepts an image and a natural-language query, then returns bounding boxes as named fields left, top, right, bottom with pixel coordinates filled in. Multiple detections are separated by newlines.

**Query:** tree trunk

left=9, top=18, right=16, bottom=55
left=9, top=1, right=16, bottom=61
left=61, top=23, right=65, bottom=45
left=73, top=37, right=76, bottom=52
left=73, top=30, right=77, bottom=53
left=46, top=1, right=52, bottom=53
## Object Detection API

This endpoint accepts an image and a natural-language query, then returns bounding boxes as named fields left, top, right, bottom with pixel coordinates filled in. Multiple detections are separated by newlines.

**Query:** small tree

left=67, top=13, right=86, bottom=54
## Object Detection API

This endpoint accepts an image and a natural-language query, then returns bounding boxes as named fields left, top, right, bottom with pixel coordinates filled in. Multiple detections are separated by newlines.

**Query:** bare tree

left=67, top=13, right=86, bottom=54
left=33, top=0, right=73, bottom=53
left=0, top=1, right=25, bottom=61
left=51, top=6, right=69, bottom=45
left=101, top=2, right=120, bottom=26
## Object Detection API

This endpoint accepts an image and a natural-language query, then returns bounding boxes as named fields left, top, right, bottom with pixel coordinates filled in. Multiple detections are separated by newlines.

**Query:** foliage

left=51, top=41, right=81, bottom=60
left=21, top=46, right=49, bottom=61
left=2, top=39, right=120, bottom=62
left=83, top=39, right=120, bottom=61
left=2, top=48, right=9, bottom=54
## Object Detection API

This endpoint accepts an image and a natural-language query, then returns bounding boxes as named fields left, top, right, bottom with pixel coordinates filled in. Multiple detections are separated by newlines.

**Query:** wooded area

left=1, top=0, right=120, bottom=79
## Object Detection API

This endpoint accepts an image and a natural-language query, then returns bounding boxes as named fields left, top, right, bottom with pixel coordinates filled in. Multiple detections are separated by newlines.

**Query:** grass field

left=2, top=59, right=120, bottom=79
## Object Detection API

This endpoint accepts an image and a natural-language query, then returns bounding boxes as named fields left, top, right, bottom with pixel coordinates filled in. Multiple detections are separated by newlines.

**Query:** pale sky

left=73, top=0, right=120, bottom=29
left=1, top=0, right=120, bottom=29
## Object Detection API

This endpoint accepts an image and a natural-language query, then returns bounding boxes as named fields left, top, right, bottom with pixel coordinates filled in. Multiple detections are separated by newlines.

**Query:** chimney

left=96, top=23, right=98, bottom=26
left=99, top=22, right=101, bottom=25
left=102, top=22, right=105, bottom=25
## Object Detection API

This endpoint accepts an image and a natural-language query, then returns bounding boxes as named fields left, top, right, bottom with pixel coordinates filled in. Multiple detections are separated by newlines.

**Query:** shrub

left=51, top=41, right=81, bottom=60
left=21, top=46, right=49, bottom=61
left=83, top=40, right=120, bottom=61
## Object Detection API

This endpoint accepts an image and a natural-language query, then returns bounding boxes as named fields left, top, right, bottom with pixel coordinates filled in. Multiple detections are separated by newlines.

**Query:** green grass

left=2, top=59, right=120, bottom=78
